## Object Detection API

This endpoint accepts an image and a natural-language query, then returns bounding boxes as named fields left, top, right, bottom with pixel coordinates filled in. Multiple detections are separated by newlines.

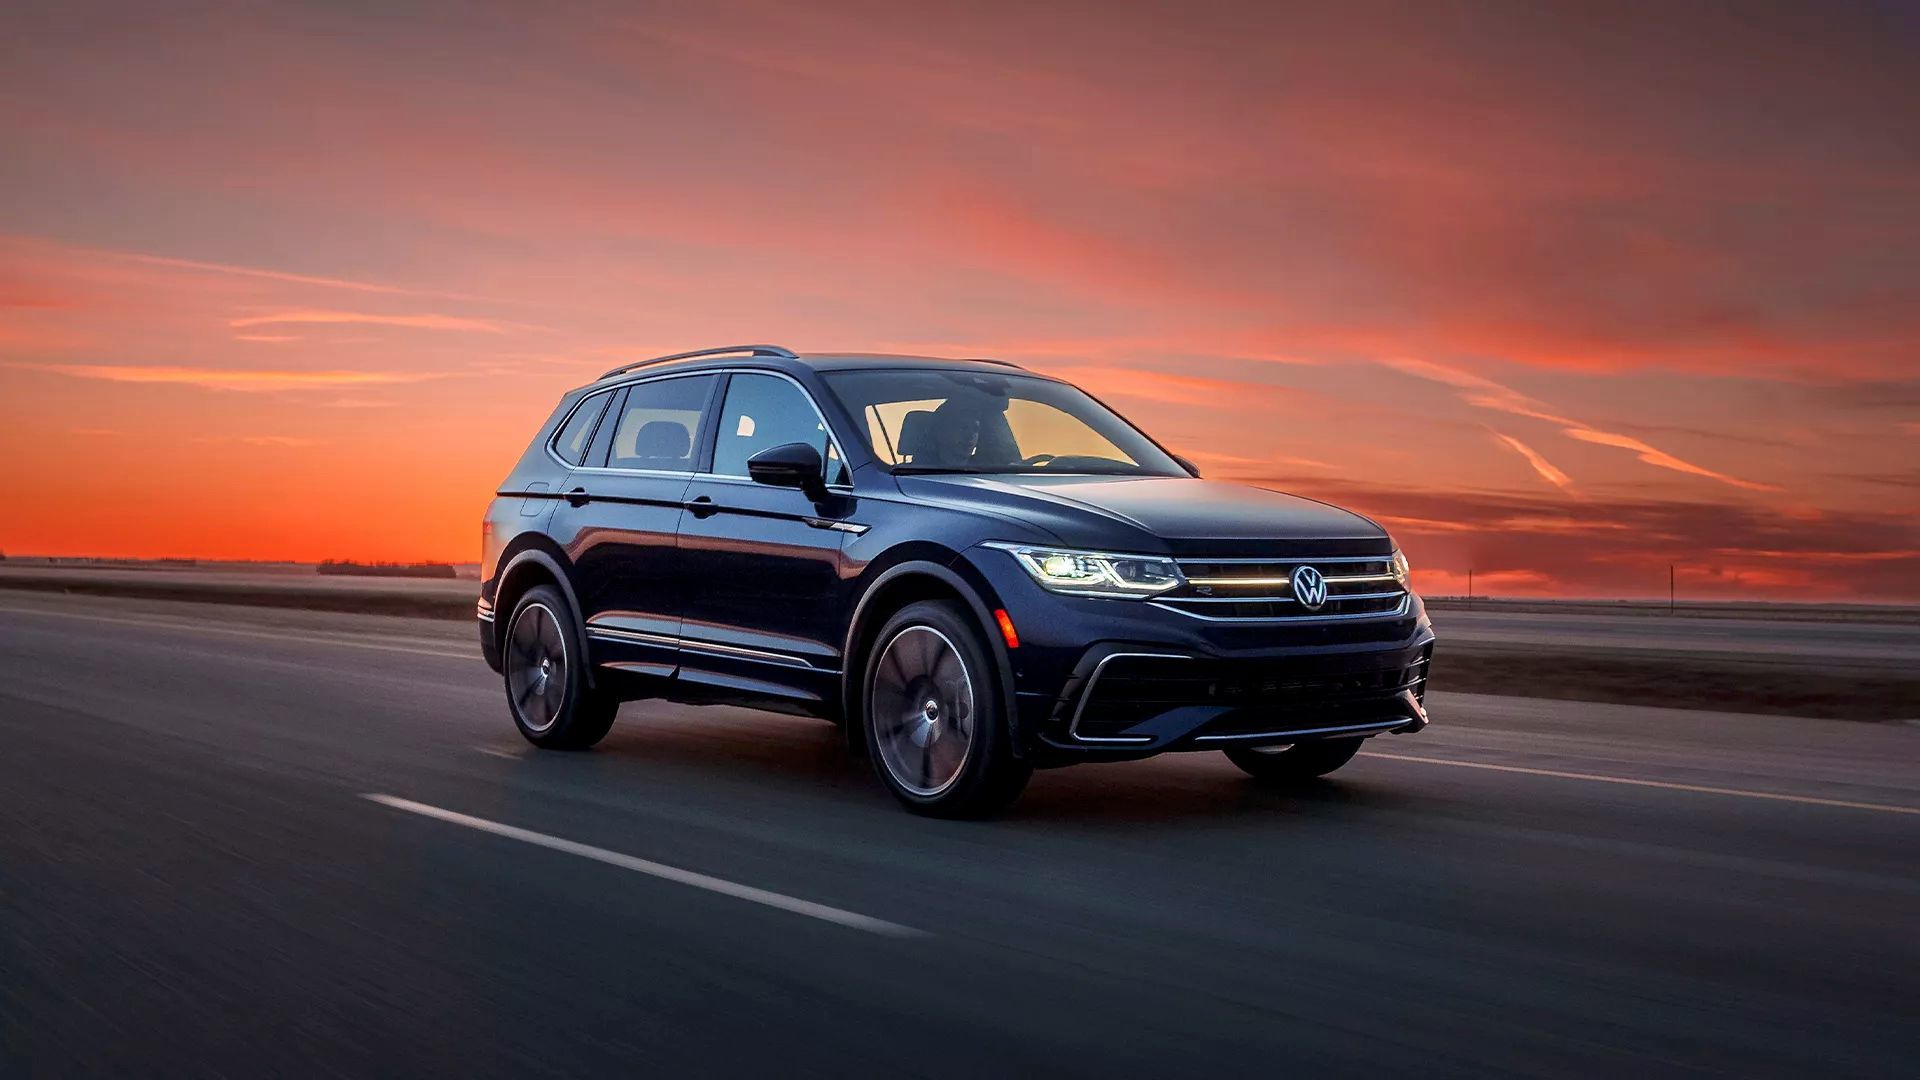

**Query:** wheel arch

left=493, top=541, right=596, bottom=687
left=840, top=557, right=1022, bottom=757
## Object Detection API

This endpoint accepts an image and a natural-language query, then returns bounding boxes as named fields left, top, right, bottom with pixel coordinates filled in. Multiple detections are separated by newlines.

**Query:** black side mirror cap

left=747, top=441, right=828, bottom=501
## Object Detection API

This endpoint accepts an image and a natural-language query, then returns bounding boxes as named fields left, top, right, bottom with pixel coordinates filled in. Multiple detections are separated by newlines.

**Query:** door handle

left=685, top=495, right=719, bottom=518
left=565, top=487, right=591, bottom=507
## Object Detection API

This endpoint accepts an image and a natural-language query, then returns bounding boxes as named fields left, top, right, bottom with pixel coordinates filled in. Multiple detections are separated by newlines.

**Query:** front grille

left=1072, top=653, right=1428, bottom=741
left=1154, top=554, right=1409, bottom=621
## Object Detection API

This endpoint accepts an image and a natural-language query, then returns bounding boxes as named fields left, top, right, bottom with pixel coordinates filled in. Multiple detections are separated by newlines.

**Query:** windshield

left=821, top=368, right=1187, bottom=476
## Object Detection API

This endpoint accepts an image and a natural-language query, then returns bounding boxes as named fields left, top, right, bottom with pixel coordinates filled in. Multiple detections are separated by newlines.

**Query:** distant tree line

left=316, top=560, right=457, bottom=579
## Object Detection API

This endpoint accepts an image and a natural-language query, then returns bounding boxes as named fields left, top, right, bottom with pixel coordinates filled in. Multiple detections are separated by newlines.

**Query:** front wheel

left=503, top=585, right=618, bottom=750
left=863, top=601, right=1030, bottom=818
left=1223, top=737, right=1364, bottom=783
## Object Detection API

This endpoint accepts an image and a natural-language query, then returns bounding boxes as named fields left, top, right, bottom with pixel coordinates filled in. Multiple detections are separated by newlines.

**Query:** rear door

left=675, top=371, right=854, bottom=702
left=547, top=373, right=722, bottom=677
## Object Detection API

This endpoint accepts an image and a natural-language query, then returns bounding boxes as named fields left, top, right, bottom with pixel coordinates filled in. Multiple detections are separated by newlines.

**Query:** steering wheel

left=1017, top=453, right=1057, bottom=467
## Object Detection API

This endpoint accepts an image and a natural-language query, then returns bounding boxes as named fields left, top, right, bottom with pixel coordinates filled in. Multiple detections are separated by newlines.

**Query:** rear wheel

left=863, top=601, right=1030, bottom=818
left=503, top=585, right=617, bottom=749
left=1223, top=737, right=1364, bottom=783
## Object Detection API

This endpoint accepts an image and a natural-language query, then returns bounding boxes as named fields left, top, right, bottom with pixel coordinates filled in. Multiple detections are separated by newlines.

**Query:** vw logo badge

left=1291, top=564, right=1329, bottom=610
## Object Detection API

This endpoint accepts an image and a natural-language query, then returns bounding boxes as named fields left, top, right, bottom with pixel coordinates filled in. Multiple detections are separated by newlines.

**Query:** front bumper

left=1031, top=640, right=1430, bottom=759
left=962, top=547, right=1435, bottom=761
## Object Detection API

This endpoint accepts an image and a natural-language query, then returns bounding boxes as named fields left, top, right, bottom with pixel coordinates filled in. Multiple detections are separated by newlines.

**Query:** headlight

left=1389, top=549, right=1410, bottom=587
left=984, top=543, right=1183, bottom=598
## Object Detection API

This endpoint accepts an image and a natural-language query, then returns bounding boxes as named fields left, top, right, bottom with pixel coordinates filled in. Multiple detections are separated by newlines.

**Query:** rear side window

left=711, top=373, right=845, bottom=483
left=550, top=390, right=612, bottom=466
left=600, top=375, right=717, bottom=471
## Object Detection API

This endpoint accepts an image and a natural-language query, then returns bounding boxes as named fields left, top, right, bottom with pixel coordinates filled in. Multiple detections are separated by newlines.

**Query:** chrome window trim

left=568, top=465, right=697, bottom=479
left=1150, top=593, right=1413, bottom=623
left=1068, top=651, right=1191, bottom=744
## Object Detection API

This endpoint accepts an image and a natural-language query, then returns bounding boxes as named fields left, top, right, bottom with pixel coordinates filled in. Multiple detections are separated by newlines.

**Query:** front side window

left=711, top=373, right=847, bottom=483
left=822, top=369, right=1184, bottom=476
left=599, top=374, right=717, bottom=471
left=551, top=390, right=612, bottom=466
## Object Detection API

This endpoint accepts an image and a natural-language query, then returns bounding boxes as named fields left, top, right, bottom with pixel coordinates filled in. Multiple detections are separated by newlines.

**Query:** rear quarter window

left=550, top=391, right=613, bottom=466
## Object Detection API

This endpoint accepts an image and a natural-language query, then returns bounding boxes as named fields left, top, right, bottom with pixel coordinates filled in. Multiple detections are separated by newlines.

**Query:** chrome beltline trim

left=586, top=625, right=829, bottom=672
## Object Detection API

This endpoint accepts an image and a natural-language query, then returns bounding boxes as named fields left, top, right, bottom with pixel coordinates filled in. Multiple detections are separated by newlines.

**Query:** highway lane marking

left=474, top=746, right=524, bottom=760
left=1359, top=751, right=1920, bottom=817
left=361, top=794, right=928, bottom=938
left=0, top=603, right=479, bottom=661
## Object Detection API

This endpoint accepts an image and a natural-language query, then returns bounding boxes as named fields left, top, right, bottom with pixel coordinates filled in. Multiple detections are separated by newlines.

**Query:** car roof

left=579, top=345, right=1056, bottom=392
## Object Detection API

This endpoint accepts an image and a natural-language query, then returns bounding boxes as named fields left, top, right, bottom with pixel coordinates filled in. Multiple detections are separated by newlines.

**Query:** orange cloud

left=1378, top=356, right=1779, bottom=492
left=1489, top=430, right=1574, bottom=492
left=228, top=310, right=530, bottom=334
left=1562, top=428, right=1779, bottom=492
left=22, top=364, right=448, bottom=391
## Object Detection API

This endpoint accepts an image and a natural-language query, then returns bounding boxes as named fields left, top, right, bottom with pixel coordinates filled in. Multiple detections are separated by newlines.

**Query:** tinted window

left=602, top=375, right=716, bottom=471
left=711, top=373, right=844, bottom=483
left=550, top=391, right=612, bottom=466
left=822, top=368, right=1183, bottom=476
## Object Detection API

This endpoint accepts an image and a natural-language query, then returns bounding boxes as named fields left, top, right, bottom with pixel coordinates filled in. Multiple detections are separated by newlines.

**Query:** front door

left=548, top=373, right=721, bottom=678
left=676, top=372, right=853, bottom=704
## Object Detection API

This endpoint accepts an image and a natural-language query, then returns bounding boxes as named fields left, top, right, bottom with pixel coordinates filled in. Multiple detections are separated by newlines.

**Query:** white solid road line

left=0, top=603, right=479, bottom=661
left=1360, top=751, right=1920, bottom=816
left=361, top=794, right=928, bottom=938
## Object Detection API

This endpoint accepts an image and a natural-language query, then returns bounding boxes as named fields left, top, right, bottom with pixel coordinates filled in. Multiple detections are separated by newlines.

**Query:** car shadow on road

left=482, top=704, right=1433, bottom=828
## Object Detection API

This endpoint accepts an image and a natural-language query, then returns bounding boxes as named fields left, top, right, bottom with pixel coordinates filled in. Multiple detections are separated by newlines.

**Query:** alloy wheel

left=506, top=601, right=568, bottom=733
left=870, top=625, right=976, bottom=797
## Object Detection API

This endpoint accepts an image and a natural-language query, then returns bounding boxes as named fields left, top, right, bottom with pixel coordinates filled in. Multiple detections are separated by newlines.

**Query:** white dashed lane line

left=1360, top=751, right=1920, bottom=816
left=362, top=793, right=928, bottom=938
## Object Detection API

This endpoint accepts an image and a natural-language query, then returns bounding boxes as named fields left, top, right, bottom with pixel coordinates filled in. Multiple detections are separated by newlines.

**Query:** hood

left=897, top=474, right=1389, bottom=554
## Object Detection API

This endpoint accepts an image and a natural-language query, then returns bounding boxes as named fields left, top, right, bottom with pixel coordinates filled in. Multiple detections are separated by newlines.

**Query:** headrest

left=896, top=410, right=937, bottom=459
left=631, top=419, right=690, bottom=460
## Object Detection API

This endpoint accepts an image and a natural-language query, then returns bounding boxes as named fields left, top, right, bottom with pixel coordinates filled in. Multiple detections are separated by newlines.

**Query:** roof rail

left=960, top=357, right=1027, bottom=369
left=598, top=344, right=798, bottom=381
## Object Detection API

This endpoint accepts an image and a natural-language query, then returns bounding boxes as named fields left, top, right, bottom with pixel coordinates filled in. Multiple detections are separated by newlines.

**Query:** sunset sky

left=2, top=0, right=1915, bottom=600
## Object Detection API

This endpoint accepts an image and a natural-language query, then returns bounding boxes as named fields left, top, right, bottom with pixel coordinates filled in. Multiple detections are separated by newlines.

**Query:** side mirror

left=1173, top=454, right=1201, bottom=477
left=747, top=441, right=828, bottom=501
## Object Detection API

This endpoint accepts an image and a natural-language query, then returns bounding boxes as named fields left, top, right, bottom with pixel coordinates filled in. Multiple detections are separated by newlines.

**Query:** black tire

left=862, top=600, right=1031, bottom=818
left=1224, top=737, right=1364, bottom=783
left=502, top=585, right=617, bottom=750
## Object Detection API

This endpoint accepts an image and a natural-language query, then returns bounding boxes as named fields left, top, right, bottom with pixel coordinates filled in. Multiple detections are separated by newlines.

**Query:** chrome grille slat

left=1158, top=551, right=1410, bottom=623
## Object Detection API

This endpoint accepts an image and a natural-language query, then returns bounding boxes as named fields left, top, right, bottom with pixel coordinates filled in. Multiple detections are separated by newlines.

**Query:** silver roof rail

left=598, top=344, right=798, bottom=381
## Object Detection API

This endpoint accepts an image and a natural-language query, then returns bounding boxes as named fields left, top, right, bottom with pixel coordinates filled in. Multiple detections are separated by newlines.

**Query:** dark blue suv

left=480, top=345, right=1433, bottom=816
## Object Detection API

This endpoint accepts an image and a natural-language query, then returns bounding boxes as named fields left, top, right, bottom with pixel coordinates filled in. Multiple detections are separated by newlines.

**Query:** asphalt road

left=2, top=593, right=1916, bottom=1078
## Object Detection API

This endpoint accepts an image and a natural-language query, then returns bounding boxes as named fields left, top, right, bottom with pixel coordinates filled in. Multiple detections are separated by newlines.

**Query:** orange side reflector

left=993, top=608, right=1020, bottom=649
